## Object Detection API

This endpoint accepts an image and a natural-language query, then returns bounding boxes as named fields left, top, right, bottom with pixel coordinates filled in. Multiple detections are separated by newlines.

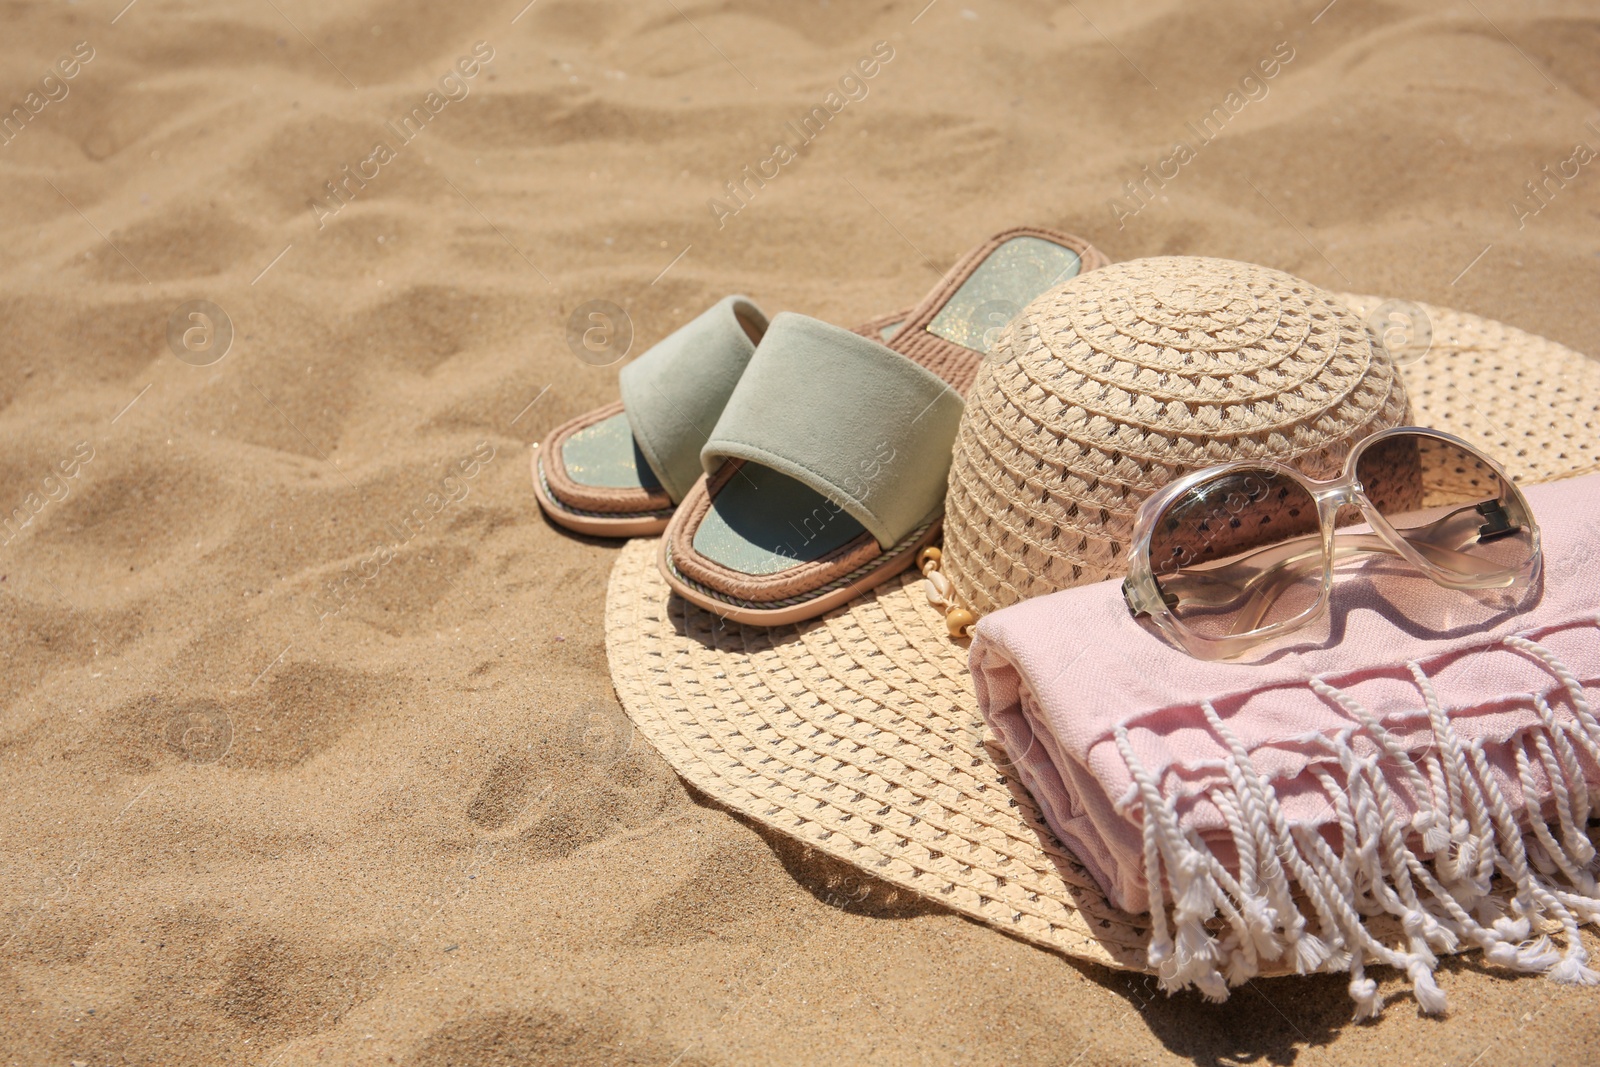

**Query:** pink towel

left=969, top=472, right=1600, bottom=1015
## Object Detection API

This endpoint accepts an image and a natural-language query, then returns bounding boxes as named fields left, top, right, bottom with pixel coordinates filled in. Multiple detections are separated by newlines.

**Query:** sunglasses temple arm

left=1158, top=529, right=1509, bottom=616
left=1222, top=527, right=1511, bottom=583
left=1274, top=531, right=1508, bottom=581
left=1155, top=540, right=1326, bottom=620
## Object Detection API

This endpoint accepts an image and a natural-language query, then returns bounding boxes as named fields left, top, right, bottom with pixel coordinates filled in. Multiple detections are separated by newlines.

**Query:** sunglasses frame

left=1122, top=426, right=1543, bottom=660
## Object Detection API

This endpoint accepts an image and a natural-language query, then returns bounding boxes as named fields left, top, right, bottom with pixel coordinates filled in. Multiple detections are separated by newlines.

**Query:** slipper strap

left=618, top=295, right=767, bottom=503
left=700, top=313, right=966, bottom=549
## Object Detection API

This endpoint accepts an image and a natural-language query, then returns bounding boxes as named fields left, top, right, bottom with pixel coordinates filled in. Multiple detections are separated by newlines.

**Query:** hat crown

left=942, top=256, right=1412, bottom=616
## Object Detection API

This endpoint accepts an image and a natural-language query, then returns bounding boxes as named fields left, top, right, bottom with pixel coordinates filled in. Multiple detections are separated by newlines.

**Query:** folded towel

left=970, top=472, right=1600, bottom=1016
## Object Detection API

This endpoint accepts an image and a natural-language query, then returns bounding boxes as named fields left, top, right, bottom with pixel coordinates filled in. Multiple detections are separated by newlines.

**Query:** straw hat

left=604, top=257, right=1600, bottom=970
left=942, top=257, right=1413, bottom=617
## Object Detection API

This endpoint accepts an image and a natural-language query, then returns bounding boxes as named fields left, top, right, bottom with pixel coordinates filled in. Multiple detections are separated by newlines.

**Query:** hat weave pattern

left=607, top=540, right=1155, bottom=969
left=1336, top=293, right=1600, bottom=486
left=942, top=257, right=1412, bottom=617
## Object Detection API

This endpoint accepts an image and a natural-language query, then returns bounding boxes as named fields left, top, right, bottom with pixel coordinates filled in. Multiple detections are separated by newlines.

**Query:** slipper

left=532, top=298, right=917, bottom=538
left=657, top=226, right=1108, bottom=625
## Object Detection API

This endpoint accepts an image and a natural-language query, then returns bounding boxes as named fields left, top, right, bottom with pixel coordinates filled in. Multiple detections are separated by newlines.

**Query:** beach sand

left=3, top=1, right=1599, bottom=1063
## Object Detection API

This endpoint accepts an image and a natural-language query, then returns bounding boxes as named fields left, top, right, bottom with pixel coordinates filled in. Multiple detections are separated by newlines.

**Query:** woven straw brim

left=605, top=299, right=1600, bottom=971
left=606, top=540, right=1155, bottom=968
left=1337, top=294, right=1600, bottom=484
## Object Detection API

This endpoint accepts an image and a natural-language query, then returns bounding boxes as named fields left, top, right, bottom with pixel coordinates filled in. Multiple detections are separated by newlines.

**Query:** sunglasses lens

left=1355, top=432, right=1535, bottom=579
left=1147, top=469, right=1325, bottom=639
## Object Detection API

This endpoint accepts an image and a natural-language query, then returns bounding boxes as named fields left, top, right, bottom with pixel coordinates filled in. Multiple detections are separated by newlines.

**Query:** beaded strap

left=917, top=546, right=976, bottom=637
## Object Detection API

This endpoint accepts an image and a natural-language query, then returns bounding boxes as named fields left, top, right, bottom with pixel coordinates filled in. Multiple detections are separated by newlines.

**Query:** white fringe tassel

left=1112, top=635, right=1600, bottom=1017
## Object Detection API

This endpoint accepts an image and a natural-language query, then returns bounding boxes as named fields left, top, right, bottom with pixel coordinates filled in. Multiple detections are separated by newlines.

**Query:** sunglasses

left=1122, top=427, right=1541, bottom=660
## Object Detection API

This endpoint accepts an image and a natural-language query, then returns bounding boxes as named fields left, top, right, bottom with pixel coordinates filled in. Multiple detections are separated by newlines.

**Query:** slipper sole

left=658, top=516, right=942, bottom=627
left=531, top=445, right=675, bottom=538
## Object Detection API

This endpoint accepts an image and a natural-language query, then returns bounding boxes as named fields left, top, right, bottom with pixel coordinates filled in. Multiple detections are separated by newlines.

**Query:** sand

left=2, top=0, right=1599, bottom=1063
